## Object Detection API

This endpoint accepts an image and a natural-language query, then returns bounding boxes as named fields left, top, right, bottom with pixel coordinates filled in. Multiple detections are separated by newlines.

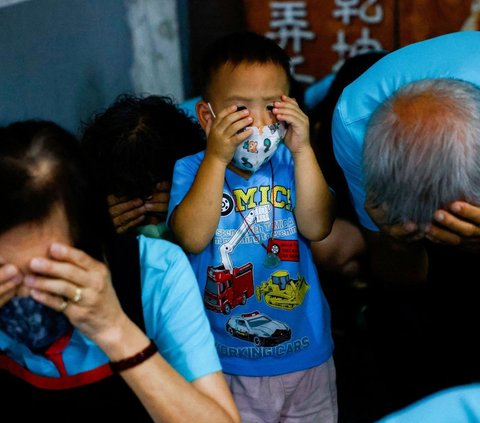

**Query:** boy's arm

left=170, top=105, right=253, bottom=253
left=273, top=95, right=334, bottom=241
left=170, top=155, right=227, bottom=253
left=293, top=145, right=334, bottom=241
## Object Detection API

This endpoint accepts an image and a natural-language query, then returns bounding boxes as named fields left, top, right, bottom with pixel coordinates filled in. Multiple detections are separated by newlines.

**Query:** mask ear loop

left=207, top=102, right=216, bottom=119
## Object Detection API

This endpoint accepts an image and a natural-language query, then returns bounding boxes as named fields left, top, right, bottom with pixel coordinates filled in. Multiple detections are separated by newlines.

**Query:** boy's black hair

left=81, top=94, right=205, bottom=199
left=199, top=30, right=293, bottom=100
left=0, top=120, right=111, bottom=260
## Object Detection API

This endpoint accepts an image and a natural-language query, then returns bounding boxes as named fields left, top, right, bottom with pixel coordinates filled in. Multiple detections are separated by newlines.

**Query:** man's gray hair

left=363, top=78, right=480, bottom=226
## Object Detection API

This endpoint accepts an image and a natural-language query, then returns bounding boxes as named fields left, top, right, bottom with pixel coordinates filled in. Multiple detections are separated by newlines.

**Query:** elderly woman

left=0, top=120, right=239, bottom=422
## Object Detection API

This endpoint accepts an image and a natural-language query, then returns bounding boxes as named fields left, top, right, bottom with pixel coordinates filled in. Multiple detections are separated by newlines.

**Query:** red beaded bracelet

left=109, top=339, right=158, bottom=373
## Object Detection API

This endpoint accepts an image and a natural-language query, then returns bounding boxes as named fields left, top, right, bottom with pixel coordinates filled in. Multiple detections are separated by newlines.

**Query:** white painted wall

left=126, top=0, right=185, bottom=101
left=0, top=0, right=30, bottom=8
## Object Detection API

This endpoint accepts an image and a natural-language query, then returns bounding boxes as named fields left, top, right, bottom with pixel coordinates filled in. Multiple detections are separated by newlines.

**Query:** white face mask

left=207, top=103, right=286, bottom=173
left=231, top=122, right=286, bottom=173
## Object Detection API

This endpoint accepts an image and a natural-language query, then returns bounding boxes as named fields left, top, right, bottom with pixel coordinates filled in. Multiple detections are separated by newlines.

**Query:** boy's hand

left=204, top=105, right=253, bottom=166
left=272, top=95, right=310, bottom=154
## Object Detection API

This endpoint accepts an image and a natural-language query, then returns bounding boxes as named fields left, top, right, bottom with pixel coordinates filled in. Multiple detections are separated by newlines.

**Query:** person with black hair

left=0, top=120, right=239, bottom=422
left=81, top=94, right=205, bottom=239
left=168, top=31, right=336, bottom=423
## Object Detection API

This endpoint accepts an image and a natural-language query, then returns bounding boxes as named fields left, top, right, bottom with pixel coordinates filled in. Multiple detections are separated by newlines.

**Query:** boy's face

left=205, top=61, right=289, bottom=128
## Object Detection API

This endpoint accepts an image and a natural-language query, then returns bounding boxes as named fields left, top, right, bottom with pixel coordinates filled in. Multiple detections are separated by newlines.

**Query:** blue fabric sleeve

left=376, top=384, right=480, bottom=423
left=332, top=31, right=480, bottom=231
left=303, top=73, right=335, bottom=111
left=139, top=236, right=221, bottom=382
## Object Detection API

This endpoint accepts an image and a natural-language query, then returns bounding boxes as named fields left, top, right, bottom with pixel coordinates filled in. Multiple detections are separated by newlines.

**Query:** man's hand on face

left=365, top=198, right=426, bottom=243
left=366, top=197, right=480, bottom=251
left=426, top=201, right=480, bottom=251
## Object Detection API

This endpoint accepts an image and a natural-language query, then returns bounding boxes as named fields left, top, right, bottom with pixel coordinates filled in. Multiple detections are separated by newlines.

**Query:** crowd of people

left=1, top=29, right=480, bottom=423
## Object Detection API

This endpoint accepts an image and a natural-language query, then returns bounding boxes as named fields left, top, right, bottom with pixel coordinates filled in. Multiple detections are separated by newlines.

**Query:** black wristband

left=109, top=339, right=158, bottom=373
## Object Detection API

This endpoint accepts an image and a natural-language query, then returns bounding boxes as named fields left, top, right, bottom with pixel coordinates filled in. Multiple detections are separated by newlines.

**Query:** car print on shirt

left=225, top=310, right=292, bottom=347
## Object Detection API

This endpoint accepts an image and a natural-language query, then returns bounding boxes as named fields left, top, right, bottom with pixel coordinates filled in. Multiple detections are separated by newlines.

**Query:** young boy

left=167, top=31, right=337, bottom=423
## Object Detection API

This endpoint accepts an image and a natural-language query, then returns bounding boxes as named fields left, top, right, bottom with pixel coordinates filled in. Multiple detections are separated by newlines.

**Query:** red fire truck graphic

left=203, top=205, right=270, bottom=314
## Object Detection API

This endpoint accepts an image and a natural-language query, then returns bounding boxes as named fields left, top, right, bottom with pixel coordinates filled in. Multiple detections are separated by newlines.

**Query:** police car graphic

left=225, top=311, right=291, bottom=346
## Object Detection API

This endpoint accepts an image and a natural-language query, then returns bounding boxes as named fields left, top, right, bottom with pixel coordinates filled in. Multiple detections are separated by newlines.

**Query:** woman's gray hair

left=363, top=78, right=480, bottom=226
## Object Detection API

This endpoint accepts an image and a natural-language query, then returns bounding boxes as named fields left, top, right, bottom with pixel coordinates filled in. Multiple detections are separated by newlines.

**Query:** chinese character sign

left=331, top=0, right=385, bottom=71
left=244, top=0, right=394, bottom=84
left=243, top=0, right=475, bottom=85
left=266, top=2, right=316, bottom=83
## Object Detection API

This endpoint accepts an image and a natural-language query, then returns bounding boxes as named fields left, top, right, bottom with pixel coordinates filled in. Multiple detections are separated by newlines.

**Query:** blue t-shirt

left=332, top=31, right=480, bottom=231
left=0, top=235, right=221, bottom=382
left=168, top=144, right=333, bottom=377
left=376, top=384, right=480, bottom=423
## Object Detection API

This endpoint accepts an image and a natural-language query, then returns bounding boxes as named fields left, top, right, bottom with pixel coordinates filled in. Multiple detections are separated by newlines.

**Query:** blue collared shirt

left=0, top=235, right=221, bottom=382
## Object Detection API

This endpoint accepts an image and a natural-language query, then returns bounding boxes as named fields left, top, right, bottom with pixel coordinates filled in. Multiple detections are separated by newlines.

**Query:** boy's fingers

left=215, top=104, right=240, bottom=120
left=205, top=115, right=213, bottom=136
left=214, top=107, right=250, bottom=129
left=230, top=118, right=253, bottom=138
left=280, top=95, right=298, bottom=105
left=232, top=128, right=253, bottom=145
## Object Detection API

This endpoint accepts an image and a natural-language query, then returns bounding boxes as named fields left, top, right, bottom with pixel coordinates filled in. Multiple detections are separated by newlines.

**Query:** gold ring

left=59, top=300, right=69, bottom=312
left=72, top=287, right=82, bottom=303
